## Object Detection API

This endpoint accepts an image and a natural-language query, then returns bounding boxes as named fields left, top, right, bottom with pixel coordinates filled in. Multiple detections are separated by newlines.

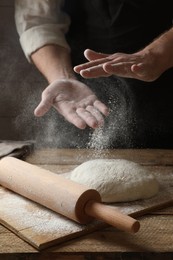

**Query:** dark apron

left=62, top=0, right=173, bottom=148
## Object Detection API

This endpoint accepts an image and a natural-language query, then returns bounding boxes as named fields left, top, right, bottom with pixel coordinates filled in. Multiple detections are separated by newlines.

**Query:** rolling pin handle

left=85, top=200, right=140, bottom=233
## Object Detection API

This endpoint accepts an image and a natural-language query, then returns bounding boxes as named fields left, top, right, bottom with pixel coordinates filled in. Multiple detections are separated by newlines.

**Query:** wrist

left=143, top=28, right=173, bottom=72
left=47, top=68, right=76, bottom=83
left=31, top=44, right=76, bottom=83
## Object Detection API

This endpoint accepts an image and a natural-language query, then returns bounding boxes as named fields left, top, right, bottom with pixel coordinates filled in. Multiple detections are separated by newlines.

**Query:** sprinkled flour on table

left=0, top=171, right=172, bottom=249
left=0, top=187, right=85, bottom=234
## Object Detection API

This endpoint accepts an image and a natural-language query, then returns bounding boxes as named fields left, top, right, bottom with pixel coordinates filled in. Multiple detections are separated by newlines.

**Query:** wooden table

left=0, top=149, right=173, bottom=260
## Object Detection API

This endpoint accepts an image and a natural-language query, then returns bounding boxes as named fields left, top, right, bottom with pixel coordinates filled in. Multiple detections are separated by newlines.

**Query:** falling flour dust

left=87, top=78, right=136, bottom=151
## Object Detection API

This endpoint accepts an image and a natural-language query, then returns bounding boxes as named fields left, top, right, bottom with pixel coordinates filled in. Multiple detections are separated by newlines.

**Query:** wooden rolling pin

left=0, top=156, right=140, bottom=233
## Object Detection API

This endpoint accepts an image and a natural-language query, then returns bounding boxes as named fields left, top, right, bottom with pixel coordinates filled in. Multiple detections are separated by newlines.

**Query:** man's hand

left=34, top=79, right=109, bottom=129
left=74, top=48, right=167, bottom=82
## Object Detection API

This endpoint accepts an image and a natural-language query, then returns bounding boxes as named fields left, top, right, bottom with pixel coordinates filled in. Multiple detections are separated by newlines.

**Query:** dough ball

left=70, top=159, right=159, bottom=203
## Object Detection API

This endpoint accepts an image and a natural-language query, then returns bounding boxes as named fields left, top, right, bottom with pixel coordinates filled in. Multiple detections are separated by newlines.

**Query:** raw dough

left=70, top=159, right=159, bottom=203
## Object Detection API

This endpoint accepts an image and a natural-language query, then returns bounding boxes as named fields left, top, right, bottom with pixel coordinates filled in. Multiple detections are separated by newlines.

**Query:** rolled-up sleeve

left=15, top=0, right=71, bottom=62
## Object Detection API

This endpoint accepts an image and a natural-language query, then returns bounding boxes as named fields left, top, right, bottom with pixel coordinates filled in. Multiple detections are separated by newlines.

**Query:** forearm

left=31, top=44, right=76, bottom=83
left=141, top=27, right=173, bottom=72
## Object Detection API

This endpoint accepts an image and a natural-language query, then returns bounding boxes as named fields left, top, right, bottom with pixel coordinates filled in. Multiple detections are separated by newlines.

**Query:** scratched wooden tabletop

left=0, top=149, right=173, bottom=260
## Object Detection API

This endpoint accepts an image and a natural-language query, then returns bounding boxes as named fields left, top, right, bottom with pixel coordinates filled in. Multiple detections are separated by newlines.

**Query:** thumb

left=34, top=97, right=52, bottom=117
left=84, top=49, right=108, bottom=61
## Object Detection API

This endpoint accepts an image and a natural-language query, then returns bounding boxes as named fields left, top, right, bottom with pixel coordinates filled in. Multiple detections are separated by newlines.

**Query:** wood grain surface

left=0, top=149, right=173, bottom=250
left=0, top=149, right=173, bottom=258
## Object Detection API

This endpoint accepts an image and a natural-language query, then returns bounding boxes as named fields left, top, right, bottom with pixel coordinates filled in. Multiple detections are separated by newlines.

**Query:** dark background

left=0, top=0, right=47, bottom=141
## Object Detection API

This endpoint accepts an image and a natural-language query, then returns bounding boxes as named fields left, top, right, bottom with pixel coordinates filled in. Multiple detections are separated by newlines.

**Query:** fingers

left=57, top=107, right=101, bottom=129
left=74, top=50, right=146, bottom=79
left=75, top=102, right=109, bottom=128
left=131, top=63, right=144, bottom=74
left=74, top=50, right=125, bottom=75
left=74, top=56, right=110, bottom=74
left=74, top=52, right=131, bottom=78
left=76, top=106, right=104, bottom=129
left=34, top=97, right=52, bottom=117
left=93, top=100, right=109, bottom=116
left=103, top=61, right=150, bottom=80
left=56, top=100, right=109, bottom=129
left=62, top=109, right=87, bottom=129
left=84, top=49, right=109, bottom=61
left=77, top=61, right=135, bottom=79
left=103, top=61, right=138, bottom=78
left=76, top=108, right=99, bottom=128
left=80, top=65, right=110, bottom=78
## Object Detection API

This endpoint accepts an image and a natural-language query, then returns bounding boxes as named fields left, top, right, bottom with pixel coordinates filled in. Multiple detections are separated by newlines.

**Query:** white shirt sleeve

left=15, top=0, right=71, bottom=62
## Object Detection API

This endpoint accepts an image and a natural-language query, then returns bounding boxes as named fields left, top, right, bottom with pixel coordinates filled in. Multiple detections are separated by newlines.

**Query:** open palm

left=34, top=79, right=109, bottom=129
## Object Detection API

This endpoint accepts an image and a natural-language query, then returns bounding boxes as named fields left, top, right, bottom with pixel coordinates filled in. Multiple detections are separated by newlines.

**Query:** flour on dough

left=69, top=159, right=159, bottom=203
